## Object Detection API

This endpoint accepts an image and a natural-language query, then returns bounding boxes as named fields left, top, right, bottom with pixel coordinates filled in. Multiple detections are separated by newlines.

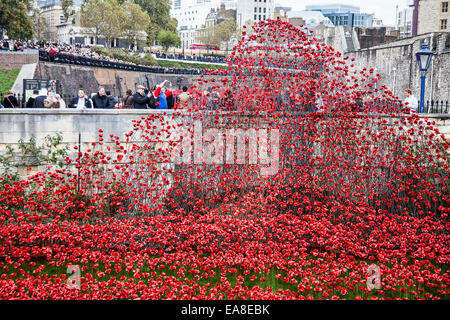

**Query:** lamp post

left=416, top=43, right=434, bottom=113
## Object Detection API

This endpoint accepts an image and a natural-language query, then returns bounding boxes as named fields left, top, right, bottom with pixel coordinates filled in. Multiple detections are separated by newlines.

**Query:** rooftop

left=287, top=11, right=334, bottom=27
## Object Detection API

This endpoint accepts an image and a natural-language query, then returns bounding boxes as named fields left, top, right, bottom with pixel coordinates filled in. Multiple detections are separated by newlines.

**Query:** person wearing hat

left=133, top=85, right=152, bottom=109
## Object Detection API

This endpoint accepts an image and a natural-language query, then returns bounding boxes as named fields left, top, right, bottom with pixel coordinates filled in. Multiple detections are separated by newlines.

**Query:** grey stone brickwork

left=0, top=109, right=448, bottom=147
left=0, top=110, right=448, bottom=179
left=347, top=33, right=450, bottom=102
left=0, top=50, right=39, bottom=70
left=33, top=62, right=198, bottom=97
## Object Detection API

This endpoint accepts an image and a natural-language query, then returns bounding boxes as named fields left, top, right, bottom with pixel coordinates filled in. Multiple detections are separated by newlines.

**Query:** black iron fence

left=39, top=50, right=205, bottom=75
left=155, top=52, right=226, bottom=64
left=2, top=92, right=450, bottom=114
left=422, top=100, right=450, bottom=114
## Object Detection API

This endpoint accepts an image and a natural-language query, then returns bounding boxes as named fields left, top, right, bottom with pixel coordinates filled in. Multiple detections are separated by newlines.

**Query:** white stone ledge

left=0, top=109, right=449, bottom=119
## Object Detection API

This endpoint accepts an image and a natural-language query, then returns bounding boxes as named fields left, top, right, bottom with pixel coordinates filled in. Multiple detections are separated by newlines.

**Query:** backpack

left=148, top=95, right=158, bottom=109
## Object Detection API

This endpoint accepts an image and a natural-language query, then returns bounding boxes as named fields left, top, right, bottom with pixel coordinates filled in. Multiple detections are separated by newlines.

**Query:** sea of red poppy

left=0, top=19, right=448, bottom=300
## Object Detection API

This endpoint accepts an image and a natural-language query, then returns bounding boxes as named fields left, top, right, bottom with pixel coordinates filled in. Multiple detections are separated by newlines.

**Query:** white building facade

left=286, top=10, right=334, bottom=29
left=236, top=0, right=274, bottom=28
left=170, top=0, right=276, bottom=49
left=395, top=3, right=414, bottom=37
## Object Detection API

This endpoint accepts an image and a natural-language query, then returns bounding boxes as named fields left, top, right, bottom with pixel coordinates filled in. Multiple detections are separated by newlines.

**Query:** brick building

left=195, top=3, right=237, bottom=48
left=354, top=27, right=400, bottom=49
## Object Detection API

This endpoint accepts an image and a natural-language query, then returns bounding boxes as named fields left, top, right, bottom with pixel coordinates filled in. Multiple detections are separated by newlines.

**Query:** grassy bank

left=0, top=68, right=20, bottom=93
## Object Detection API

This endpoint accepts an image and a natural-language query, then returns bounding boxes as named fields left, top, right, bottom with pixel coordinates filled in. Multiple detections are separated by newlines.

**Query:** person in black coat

left=106, top=90, right=118, bottom=108
left=26, top=90, right=39, bottom=108
left=33, top=94, right=47, bottom=108
left=166, top=94, right=175, bottom=109
left=92, top=87, right=112, bottom=109
left=69, top=88, right=93, bottom=109
left=148, top=94, right=158, bottom=109
left=2, top=90, right=19, bottom=108
left=132, top=85, right=152, bottom=109
left=146, top=86, right=158, bottom=109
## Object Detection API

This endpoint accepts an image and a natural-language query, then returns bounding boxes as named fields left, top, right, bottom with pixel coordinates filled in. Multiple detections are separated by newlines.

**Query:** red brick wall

left=0, top=51, right=39, bottom=70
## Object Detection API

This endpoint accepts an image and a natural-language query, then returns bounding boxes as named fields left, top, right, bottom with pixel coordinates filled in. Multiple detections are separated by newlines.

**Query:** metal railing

left=155, top=52, right=226, bottom=64
left=423, top=100, right=450, bottom=114
left=38, top=50, right=206, bottom=75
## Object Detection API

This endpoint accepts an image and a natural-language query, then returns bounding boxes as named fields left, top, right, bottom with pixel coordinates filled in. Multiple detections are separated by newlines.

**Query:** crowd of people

left=155, top=52, right=226, bottom=64
left=45, top=43, right=142, bottom=66
left=1, top=39, right=209, bottom=74
left=0, top=39, right=41, bottom=51
left=76, top=81, right=192, bottom=110
left=2, top=82, right=420, bottom=113
left=1, top=39, right=144, bottom=65
left=1, top=80, right=193, bottom=110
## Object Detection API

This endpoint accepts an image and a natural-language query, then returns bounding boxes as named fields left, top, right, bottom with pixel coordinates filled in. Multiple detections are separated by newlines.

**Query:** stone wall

left=33, top=62, right=199, bottom=97
left=0, top=50, right=39, bottom=70
left=0, top=109, right=449, bottom=148
left=347, top=33, right=450, bottom=102
left=0, top=110, right=448, bottom=179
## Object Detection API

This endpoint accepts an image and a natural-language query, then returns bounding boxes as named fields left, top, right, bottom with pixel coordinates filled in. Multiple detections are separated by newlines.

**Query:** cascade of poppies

left=0, top=19, right=448, bottom=300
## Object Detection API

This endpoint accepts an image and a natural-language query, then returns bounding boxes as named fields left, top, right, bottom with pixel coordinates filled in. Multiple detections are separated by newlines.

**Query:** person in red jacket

left=153, top=80, right=173, bottom=109
left=48, top=46, right=58, bottom=61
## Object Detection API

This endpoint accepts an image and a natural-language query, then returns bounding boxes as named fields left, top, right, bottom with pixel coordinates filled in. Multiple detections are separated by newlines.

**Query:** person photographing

left=153, top=80, right=173, bottom=109
left=133, top=85, right=152, bottom=109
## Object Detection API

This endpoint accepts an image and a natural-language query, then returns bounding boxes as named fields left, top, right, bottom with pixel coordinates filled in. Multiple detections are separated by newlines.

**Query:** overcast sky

left=276, top=0, right=410, bottom=26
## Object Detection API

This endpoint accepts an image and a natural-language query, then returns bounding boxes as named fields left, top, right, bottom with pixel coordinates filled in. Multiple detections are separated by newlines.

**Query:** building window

left=441, top=19, right=448, bottom=30
left=254, top=15, right=257, bottom=20
left=259, top=7, right=261, bottom=13
left=254, top=7, right=257, bottom=12
left=442, top=2, right=449, bottom=13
